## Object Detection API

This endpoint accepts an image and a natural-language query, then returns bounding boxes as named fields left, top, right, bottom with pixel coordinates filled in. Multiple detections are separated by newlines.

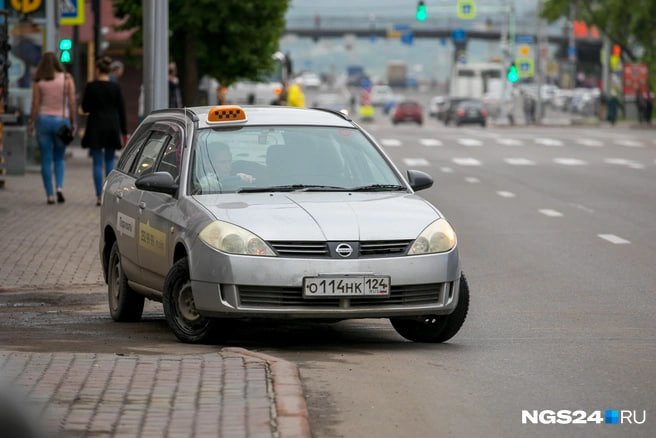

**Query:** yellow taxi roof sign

left=207, top=105, right=247, bottom=124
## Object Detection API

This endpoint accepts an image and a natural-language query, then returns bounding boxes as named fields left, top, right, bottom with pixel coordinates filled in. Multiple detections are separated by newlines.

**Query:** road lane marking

left=504, top=158, right=536, bottom=166
left=539, top=209, right=563, bottom=217
left=568, top=203, right=595, bottom=213
left=440, top=167, right=454, bottom=173
left=496, top=138, right=524, bottom=146
left=381, top=138, right=402, bottom=147
left=614, top=139, right=644, bottom=147
left=419, top=138, right=443, bottom=147
left=403, top=158, right=430, bottom=166
left=457, top=138, right=483, bottom=147
left=452, top=158, right=482, bottom=166
left=598, top=234, right=630, bottom=244
left=535, top=138, right=564, bottom=147
left=496, top=191, right=516, bottom=198
left=465, top=177, right=480, bottom=183
left=554, top=158, right=588, bottom=166
left=604, top=158, right=645, bottom=169
left=576, top=139, right=604, bottom=147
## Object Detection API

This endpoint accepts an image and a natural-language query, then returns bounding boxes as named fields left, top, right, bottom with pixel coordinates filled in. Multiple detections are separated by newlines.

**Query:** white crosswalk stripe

left=504, top=158, right=536, bottom=166
left=452, top=158, right=482, bottom=166
left=496, top=191, right=516, bottom=198
left=576, top=139, right=604, bottom=147
left=381, top=138, right=402, bottom=147
left=604, top=158, right=645, bottom=169
left=496, top=138, right=523, bottom=146
left=598, top=234, right=630, bottom=244
left=539, top=209, right=563, bottom=217
left=614, top=139, right=644, bottom=147
left=535, top=138, right=564, bottom=146
left=465, top=177, right=480, bottom=183
left=419, top=138, right=443, bottom=147
left=440, top=167, right=454, bottom=173
left=553, top=158, right=587, bottom=166
left=457, top=138, right=483, bottom=147
left=403, top=158, right=430, bottom=166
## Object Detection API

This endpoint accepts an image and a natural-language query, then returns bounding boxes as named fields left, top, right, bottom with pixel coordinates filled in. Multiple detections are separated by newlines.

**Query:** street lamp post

left=143, top=0, right=169, bottom=114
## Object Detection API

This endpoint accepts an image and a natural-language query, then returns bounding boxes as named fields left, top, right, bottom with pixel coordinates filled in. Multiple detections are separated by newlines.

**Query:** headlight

left=199, top=221, right=276, bottom=256
left=408, top=219, right=456, bottom=255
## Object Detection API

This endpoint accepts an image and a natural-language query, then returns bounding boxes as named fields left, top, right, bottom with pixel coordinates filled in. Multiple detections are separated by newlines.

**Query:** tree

left=541, top=0, right=656, bottom=90
left=114, top=0, right=290, bottom=106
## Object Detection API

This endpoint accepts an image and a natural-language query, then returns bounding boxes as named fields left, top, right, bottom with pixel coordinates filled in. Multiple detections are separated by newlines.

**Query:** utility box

left=2, top=126, right=27, bottom=175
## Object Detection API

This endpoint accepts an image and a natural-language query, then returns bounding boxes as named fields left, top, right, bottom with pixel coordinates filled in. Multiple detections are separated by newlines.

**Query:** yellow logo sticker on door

left=139, top=221, right=166, bottom=257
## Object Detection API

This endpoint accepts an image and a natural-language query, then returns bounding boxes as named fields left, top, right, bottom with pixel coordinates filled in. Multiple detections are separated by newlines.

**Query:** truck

left=227, top=52, right=291, bottom=105
left=386, top=61, right=407, bottom=88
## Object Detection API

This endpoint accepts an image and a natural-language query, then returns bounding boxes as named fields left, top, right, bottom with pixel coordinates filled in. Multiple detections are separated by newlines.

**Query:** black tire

left=163, top=257, right=215, bottom=343
left=390, top=273, right=469, bottom=343
left=107, top=242, right=145, bottom=322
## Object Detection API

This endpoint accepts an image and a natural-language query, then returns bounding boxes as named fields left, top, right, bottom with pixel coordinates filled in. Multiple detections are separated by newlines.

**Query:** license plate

left=303, top=276, right=390, bottom=297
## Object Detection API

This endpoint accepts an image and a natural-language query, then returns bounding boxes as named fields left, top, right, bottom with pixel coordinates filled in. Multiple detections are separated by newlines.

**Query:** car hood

left=194, top=192, right=441, bottom=241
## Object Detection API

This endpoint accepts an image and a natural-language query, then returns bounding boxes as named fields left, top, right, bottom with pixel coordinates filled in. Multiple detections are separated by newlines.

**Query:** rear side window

left=134, top=132, right=171, bottom=177
left=117, top=122, right=153, bottom=174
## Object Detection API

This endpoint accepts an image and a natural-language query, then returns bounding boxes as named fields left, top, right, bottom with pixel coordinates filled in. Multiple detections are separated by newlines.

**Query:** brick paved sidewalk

left=0, top=350, right=309, bottom=438
left=0, top=148, right=105, bottom=291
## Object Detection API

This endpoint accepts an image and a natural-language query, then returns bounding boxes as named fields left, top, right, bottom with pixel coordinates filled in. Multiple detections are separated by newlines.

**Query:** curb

left=0, top=282, right=105, bottom=293
left=223, top=347, right=311, bottom=438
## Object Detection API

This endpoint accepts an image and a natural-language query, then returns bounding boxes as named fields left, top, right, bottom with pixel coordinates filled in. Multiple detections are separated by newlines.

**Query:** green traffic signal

left=416, top=1, right=427, bottom=21
left=507, top=63, right=519, bottom=82
left=59, top=38, right=72, bottom=51
left=60, top=51, right=71, bottom=63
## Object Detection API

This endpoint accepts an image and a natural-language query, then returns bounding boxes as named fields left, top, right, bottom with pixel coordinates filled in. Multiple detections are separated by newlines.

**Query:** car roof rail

left=149, top=108, right=199, bottom=122
left=310, top=107, right=352, bottom=122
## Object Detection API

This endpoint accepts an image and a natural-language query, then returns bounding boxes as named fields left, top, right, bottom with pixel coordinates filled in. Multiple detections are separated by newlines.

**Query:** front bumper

left=189, top=239, right=461, bottom=319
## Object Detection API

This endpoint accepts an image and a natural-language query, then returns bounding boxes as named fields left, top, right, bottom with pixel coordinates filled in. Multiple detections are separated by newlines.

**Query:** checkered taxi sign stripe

left=207, top=105, right=247, bottom=123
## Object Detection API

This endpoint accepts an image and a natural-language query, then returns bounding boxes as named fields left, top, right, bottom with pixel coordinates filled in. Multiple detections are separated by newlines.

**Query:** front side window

left=156, top=136, right=181, bottom=180
left=117, top=122, right=153, bottom=174
left=134, top=132, right=170, bottom=177
left=190, top=126, right=402, bottom=194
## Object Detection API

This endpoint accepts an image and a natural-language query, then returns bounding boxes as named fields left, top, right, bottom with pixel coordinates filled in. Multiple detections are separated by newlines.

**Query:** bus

left=449, top=63, right=503, bottom=99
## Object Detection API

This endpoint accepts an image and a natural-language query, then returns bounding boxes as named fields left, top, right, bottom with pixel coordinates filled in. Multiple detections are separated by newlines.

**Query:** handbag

left=57, top=74, right=74, bottom=145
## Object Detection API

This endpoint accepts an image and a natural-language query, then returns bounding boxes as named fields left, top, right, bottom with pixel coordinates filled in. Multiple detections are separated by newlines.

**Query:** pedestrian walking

left=28, top=52, right=77, bottom=205
left=109, top=60, right=124, bottom=84
left=641, top=86, right=653, bottom=124
left=606, top=90, right=622, bottom=126
left=168, top=62, right=182, bottom=108
left=636, top=88, right=646, bottom=123
left=81, top=56, right=128, bottom=206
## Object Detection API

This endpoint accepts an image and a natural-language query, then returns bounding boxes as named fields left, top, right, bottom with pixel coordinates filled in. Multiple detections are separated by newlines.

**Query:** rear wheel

left=163, top=257, right=215, bottom=343
left=107, top=242, right=145, bottom=322
left=390, top=273, right=469, bottom=343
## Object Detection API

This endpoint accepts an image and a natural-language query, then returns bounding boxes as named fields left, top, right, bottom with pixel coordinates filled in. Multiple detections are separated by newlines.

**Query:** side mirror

left=407, top=169, right=433, bottom=192
left=135, top=171, right=178, bottom=196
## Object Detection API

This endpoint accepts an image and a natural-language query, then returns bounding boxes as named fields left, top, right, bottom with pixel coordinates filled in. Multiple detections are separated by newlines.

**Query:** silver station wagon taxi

left=99, top=105, right=469, bottom=343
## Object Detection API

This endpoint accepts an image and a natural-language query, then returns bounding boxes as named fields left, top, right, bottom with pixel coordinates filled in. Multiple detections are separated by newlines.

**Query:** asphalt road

left=2, top=121, right=654, bottom=437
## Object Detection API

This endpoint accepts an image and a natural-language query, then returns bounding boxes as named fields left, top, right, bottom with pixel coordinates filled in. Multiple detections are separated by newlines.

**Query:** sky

left=280, top=0, right=552, bottom=81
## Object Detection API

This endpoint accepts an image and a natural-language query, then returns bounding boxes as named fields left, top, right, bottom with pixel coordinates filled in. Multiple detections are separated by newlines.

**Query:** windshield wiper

left=347, top=184, right=407, bottom=192
left=238, top=184, right=349, bottom=193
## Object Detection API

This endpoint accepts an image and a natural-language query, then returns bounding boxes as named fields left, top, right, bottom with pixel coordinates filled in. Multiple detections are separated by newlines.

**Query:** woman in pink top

left=28, top=52, right=77, bottom=204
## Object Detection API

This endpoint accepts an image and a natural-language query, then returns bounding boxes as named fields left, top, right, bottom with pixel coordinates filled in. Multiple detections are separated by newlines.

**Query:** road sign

left=516, top=35, right=535, bottom=44
left=401, top=31, right=414, bottom=45
left=518, top=45, right=531, bottom=57
left=515, top=57, right=535, bottom=78
left=451, top=28, right=466, bottom=43
left=623, top=63, right=648, bottom=96
left=457, top=0, right=477, bottom=20
left=60, top=0, right=85, bottom=25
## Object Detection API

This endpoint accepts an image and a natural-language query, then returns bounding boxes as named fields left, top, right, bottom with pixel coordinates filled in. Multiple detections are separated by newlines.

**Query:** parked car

left=442, top=97, right=471, bottom=125
left=392, top=100, right=423, bottom=125
left=429, top=96, right=448, bottom=119
left=99, top=104, right=468, bottom=343
left=452, top=100, right=487, bottom=126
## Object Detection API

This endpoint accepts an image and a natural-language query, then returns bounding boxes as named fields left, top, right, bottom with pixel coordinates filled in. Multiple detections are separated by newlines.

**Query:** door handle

left=138, top=201, right=146, bottom=209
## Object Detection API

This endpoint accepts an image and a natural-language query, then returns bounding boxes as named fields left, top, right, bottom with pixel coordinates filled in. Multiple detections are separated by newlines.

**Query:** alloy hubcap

left=177, top=282, right=200, bottom=322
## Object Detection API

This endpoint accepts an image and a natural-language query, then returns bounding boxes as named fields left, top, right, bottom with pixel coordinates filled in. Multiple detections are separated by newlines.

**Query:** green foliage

left=114, top=0, right=289, bottom=102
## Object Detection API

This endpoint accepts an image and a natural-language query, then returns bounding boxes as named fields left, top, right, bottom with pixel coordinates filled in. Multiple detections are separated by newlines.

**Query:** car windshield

left=190, top=126, right=403, bottom=194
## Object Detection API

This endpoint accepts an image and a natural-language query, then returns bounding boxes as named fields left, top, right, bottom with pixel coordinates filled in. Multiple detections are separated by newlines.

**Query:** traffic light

left=59, top=38, right=72, bottom=64
left=416, top=1, right=427, bottom=21
left=507, top=62, right=519, bottom=83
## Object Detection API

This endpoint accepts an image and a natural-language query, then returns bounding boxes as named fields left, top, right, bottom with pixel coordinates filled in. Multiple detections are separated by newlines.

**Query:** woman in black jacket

left=82, top=56, right=127, bottom=205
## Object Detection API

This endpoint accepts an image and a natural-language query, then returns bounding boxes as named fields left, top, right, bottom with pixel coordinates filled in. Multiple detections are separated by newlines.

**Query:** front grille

left=238, top=283, right=442, bottom=307
left=359, top=240, right=412, bottom=257
left=269, top=241, right=329, bottom=257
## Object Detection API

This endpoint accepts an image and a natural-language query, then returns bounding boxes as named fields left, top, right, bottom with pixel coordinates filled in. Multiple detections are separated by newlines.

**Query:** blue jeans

left=90, top=147, right=116, bottom=197
left=36, top=115, right=69, bottom=197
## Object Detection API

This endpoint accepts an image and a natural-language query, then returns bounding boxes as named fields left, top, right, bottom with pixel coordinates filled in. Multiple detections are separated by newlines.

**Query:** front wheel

left=163, top=257, right=215, bottom=343
left=390, top=273, right=469, bottom=343
left=107, top=242, right=145, bottom=322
